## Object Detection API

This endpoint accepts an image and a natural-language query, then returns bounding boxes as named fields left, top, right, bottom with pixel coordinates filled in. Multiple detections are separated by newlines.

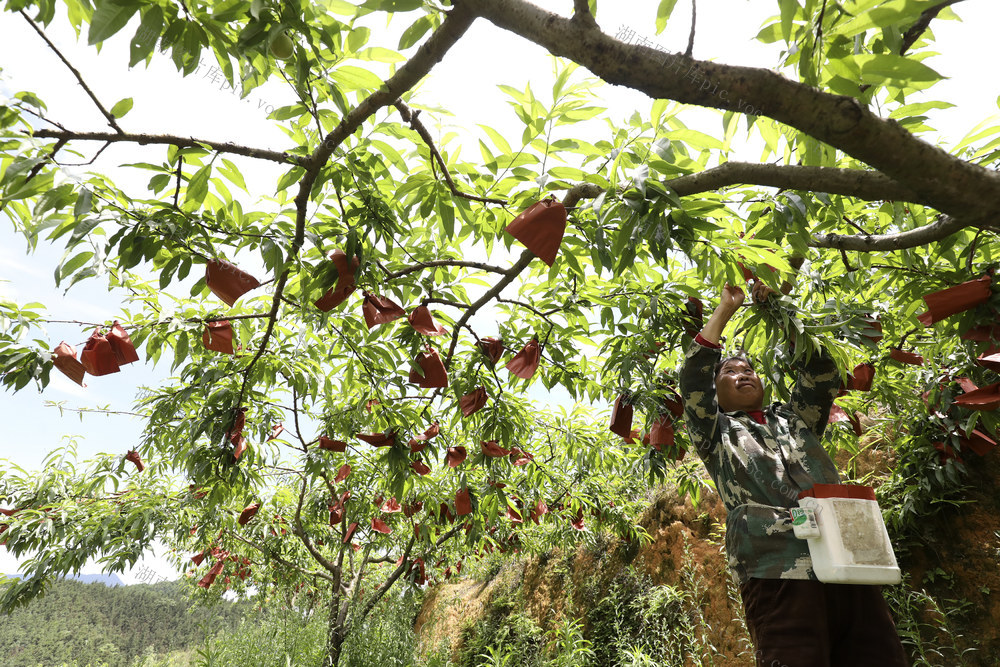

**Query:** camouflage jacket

left=679, top=340, right=842, bottom=583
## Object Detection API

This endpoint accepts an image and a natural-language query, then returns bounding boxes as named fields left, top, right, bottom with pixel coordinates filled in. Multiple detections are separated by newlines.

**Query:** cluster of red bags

left=51, top=321, right=139, bottom=386
left=609, top=389, right=686, bottom=460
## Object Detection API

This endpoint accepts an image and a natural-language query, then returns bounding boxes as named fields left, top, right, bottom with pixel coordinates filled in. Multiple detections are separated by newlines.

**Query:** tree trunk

left=323, top=624, right=346, bottom=667
left=323, top=592, right=350, bottom=667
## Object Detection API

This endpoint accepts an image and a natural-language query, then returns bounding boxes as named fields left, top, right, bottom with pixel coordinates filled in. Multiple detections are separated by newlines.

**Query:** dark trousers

left=739, top=578, right=909, bottom=667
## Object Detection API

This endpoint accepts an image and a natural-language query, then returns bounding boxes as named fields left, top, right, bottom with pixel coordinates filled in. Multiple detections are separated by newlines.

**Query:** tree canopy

left=3, top=0, right=1000, bottom=664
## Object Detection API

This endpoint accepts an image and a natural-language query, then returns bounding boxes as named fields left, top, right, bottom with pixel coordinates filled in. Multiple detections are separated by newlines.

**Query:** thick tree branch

left=664, top=161, right=924, bottom=203
left=29, top=129, right=300, bottom=165
left=354, top=533, right=416, bottom=624
left=293, top=476, right=341, bottom=578
left=461, top=0, right=1000, bottom=222
left=809, top=214, right=966, bottom=251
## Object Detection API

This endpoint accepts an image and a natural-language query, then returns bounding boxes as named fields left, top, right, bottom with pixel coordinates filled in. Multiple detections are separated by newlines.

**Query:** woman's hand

left=699, top=284, right=745, bottom=345
left=720, top=283, right=745, bottom=313
left=751, top=280, right=776, bottom=305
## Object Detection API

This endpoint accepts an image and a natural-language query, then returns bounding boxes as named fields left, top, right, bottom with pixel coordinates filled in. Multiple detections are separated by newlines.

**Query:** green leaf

left=778, top=0, right=798, bottom=43
left=110, top=98, right=134, bottom=119
left=13, top=91, right=46, bottom=112
left=664, top=129, right=724, bottom=150
left=130, top=5, right=163, bottom=67
left=355, top=47, right=406, bottom=63
left=330, top=65, right=384, bottom=92
left=88, top=1, right=140, bottom=45
left=275, top=166, right=305, bottom=193
left=479, top=124, right=512, bottom=155
left=173, top=332, right=189, bottom=372
left=399, top=15, right=433, bottom=49
left=325, top=0, right=358, bottom=15
left=836, top=1, right=939, bottom=39
left=185, top=164, right=211, bottom=208
left=888, top=100, right=954, bottom=119
left=347, top=26, right=371, bottom=53
left=56, top=251, right=94, bottom=287
left=261, top=238, right=283, bottom=271
left=655, top=0, right=680, bottom=35
left=437, top=199, right=454, bottom=239
left=69, top=217, right=103, bottom=245
left=361, top=0, right=423, bottom=12
left=73, top=188, right=93, bottom=220
left=856, top=54, right=943, bottom=87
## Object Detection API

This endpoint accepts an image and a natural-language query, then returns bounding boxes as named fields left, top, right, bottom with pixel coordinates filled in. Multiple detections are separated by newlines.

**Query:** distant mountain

left=66, top=572, right=126, bottom=586
left=3, top=572, right=126, bottom=586
left=0, top=576, right=247, bottom=667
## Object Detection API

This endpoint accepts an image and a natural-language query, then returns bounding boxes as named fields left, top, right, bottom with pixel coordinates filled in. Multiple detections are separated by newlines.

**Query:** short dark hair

left=714, top=354, right=755, bottom=378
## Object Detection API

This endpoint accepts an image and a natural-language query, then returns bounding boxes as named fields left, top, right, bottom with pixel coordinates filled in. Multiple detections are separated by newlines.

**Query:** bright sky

left=1, top=0, right=997, bottom=581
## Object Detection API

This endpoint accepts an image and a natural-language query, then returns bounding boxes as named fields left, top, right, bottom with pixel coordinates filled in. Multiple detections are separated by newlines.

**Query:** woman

left=679, top=282, right=907, bottom=667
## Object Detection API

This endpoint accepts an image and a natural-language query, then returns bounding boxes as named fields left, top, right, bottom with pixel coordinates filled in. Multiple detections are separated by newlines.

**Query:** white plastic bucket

left=792, top=484, right=901, bottom=585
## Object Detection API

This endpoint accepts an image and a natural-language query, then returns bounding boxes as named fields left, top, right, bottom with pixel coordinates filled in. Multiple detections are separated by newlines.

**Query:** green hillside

left=0, top=578, right=246, bottom=667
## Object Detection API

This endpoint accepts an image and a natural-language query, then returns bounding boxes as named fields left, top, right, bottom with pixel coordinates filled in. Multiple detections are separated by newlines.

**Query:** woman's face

left=715, top=358, right=764, bottom=413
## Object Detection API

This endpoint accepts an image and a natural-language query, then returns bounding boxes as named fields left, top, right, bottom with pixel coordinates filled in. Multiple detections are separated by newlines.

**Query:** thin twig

left=173, top=158, right=183, bottom=208
left=839, top=248, right=855, bottom=272
left=900, top=0, right=965, bottom=55
left=393, top=100, right=507, bottom=205
left=57, top=141, right=112, bottom=167
left=21, top=11, right=123, bottom=134
left=685, top=0, right=697, bottom=57
left=496, top=297, right=555, bottom=323
left=224, top=529, right=335, bottom=583
left=31, top=129, right=301, bottom=165
left=24, top=138, right=66, bottom=184
left=385, top=259, right=509, bottom=280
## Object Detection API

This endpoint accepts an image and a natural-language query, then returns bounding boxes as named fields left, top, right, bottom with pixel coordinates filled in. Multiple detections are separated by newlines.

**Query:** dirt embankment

left=416, top=446, right=1000, bottom=665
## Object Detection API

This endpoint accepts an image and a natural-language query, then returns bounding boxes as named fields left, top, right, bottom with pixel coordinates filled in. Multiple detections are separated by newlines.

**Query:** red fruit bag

left=455, top=488, right=472, bottom=516
left=408, top=305, right=447, bottom=336
left=408, top=348, right=449, bottom=388
left=314, top=250, right=359, bottom=311
left=80, top=330, right=120, bottom=376
left=124, top=450, right=145, bottom=472
left=917, top=275, right=992, bottom=326
left=52, top=342, right=86, bottom=386
left=444, top=446, right=467, bottom=468
left=477, top=337, right=505, bottom=366
left=203, top=320, right=234, bottom=354
left=362, top=292, right=405, bottom=328
left=609, top=395, right=633, bottom=438
left=107, top=322, right=139, bottom=365
left=505, top=339, right=541, bottom=380
left=460, top=387, right=488, bottom=417
left=206, top=259, right=260, bottom=307
left=505, top=198, right=567, bottom=266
